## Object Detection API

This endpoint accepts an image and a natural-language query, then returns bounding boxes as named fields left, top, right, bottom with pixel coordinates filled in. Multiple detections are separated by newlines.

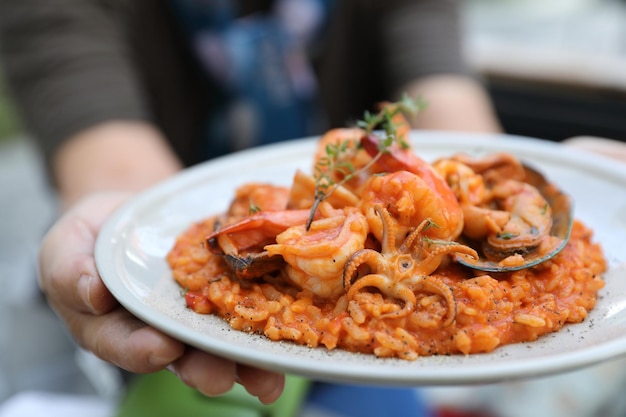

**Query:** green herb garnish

left=497, top=232, right=518, bottom=240
left=249, top=201, right=262, bottom=214
left=306, top=95, right=426, bottom=229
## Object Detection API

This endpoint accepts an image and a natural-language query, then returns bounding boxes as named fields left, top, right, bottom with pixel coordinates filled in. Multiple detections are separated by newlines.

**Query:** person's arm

left=382, top=0, right=502, bottom=133
left=400, top=74, right=502, bottom=133
left=0, top=0, right=151, bottom=167
left=563, top=136, right=626, bottom=163
left=38, top=189, right=285, bottom=403
left=0, top=0, right=285, bottom=403
left=53, top=121, right=182, bottom=207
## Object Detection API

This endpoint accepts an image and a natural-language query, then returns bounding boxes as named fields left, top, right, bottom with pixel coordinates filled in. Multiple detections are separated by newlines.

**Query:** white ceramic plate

left=95, top=132, right=626, bottom=386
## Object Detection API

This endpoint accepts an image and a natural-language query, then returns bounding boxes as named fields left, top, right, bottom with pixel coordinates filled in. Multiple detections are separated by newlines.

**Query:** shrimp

left=432, top=159, right=487, bottom=207
left=207, top=209, right=313, bottom=253
left=313, top=127, right=364, bottom=166
left=432, top=159, right=510, bottom=241
left=360, top=170, right=464, bottom=244
left=206, top=209, right=315, bottom=279
left=227, top=183, right=291, bottom=217
left=447, top=152, right=526, bottom=185
left=286, top=169, right=360, bottom=210
left=360, top=134, right=464, bottom=240
left=265, top=203, right=368, bottom=299
left=312, top=127, right=372, bottom=195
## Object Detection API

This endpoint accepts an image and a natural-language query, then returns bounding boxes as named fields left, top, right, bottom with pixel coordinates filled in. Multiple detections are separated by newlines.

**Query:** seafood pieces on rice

left=167, top=107, right=606, bottom=360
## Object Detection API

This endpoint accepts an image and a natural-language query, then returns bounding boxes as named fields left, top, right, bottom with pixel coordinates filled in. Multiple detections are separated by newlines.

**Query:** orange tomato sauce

left=167, top=217, right=605, bottom=360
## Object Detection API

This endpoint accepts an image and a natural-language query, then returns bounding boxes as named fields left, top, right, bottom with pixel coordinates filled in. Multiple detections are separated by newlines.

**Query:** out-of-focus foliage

left=0, top=67, right=22, bottom=142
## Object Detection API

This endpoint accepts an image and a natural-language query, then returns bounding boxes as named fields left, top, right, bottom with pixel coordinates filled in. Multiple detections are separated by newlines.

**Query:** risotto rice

left=167, top=216, right=605, bottom=360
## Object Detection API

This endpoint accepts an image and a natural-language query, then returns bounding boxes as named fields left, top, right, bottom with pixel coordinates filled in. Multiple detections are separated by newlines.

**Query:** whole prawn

left=357, top=104, right=464, bottom=241
left=432, top=158, right=510, bottom=241
left=265, top=203, right=369, bottom=299
left=360, top=135, right=464, bottom=242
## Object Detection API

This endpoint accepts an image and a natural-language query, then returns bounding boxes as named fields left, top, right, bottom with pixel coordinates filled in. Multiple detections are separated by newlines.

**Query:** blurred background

left=466, top=0, right=626, bottom=142
left=0, top=33, right=100, bottom=412
left=1, top=0, right=626, bottom=415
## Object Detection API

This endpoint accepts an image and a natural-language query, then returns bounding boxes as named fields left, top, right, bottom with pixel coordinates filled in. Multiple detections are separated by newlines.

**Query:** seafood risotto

left=167, top=103, right=606, bottom=360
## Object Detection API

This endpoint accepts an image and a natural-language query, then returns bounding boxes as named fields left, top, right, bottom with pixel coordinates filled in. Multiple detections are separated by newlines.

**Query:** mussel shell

left=224, top=251, right=285, bottom=279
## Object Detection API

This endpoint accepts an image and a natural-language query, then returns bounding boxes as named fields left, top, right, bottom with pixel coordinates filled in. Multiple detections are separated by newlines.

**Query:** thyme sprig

left=306, top=95, right=426, bottom=229
left=357, top=94, right=425, bottom=142
left=423, top=236, right=460, bottom=247
left=248, top=201, right=262, bottom=214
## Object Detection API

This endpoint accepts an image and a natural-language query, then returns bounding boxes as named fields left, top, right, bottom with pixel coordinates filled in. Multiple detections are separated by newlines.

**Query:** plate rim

left=95, top=131, right=626, bottom=385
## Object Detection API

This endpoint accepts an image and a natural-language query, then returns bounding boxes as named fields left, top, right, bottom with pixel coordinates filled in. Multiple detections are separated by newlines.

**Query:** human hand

left=38, top=192, right=285, bottom=403
left=563, top=136, right=626, bottom=164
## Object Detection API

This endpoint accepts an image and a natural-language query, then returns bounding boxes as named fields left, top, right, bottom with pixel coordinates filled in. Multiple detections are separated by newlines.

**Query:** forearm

left=0, top=0, right=151, bottom=165
left=54, top=121, right=182, bottom=208
left=563, top=136, right=626, bottom=164
left=400, top=74, right=502, bottom=133
left=379, top=0, right=501, bottom=133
